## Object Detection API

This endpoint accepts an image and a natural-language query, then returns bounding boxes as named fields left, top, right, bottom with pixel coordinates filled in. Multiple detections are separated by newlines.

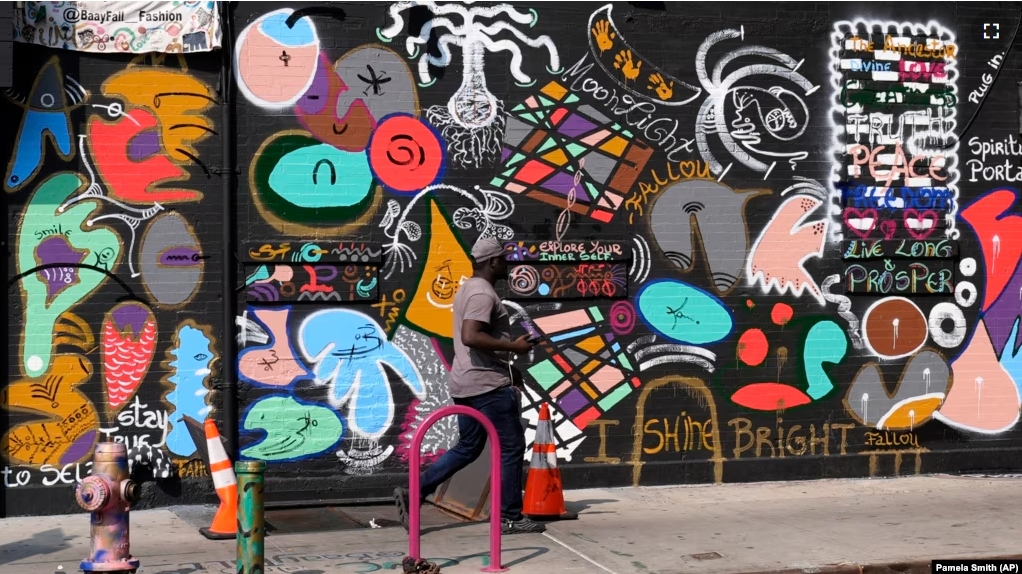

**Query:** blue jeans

left=418, top=385, right=526, bottom=521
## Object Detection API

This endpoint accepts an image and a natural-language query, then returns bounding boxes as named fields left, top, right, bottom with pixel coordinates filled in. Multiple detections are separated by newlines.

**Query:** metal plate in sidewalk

left=264, top=507, right=364, bottom=534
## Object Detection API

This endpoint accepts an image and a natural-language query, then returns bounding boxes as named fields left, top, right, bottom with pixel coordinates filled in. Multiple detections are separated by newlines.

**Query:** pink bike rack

left=409, top=405, right=507, bottom=573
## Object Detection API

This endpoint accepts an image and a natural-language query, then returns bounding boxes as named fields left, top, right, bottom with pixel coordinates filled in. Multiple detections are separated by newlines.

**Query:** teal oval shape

left=268, top=143, right=373, bottom=208
left=636, top=280, right=733, bottom=345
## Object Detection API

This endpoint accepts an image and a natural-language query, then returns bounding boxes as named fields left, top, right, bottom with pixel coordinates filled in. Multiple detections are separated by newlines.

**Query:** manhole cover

left=690, top=552, right=723, bottom=561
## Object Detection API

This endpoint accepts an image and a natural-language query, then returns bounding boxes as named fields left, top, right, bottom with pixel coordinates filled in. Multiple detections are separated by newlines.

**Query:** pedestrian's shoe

left=501, top=516, right=546, bottom=534
left=394, top=486, right=410, bottom=532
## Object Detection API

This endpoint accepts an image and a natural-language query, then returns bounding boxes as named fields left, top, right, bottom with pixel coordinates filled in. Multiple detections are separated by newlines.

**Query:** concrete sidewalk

left=0, top=475, right=1019, bottom=574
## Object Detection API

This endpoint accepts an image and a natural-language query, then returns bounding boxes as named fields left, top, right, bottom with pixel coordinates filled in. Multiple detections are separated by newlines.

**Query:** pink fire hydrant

left=74, top=442, right=141, bottom=573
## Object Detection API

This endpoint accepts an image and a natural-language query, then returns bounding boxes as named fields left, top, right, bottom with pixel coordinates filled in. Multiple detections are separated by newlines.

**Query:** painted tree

left=379, top=1, right=560, bottom=167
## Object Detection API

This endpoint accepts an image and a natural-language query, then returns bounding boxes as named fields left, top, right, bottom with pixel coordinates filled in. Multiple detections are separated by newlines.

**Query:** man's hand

left=509, top=334, right=535, bottom=354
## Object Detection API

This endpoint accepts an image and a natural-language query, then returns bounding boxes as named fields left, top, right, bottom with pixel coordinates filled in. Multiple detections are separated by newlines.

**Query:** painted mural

left=6, top=1, right=1022, bottom=515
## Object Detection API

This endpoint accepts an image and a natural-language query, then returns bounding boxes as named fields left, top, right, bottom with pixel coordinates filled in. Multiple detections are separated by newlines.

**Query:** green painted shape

left=502, top=167, right=517, bottom=177
left=253, top=134, right=375, bottom=226
left=585, top=182, right=600, bottom=199
left=618, top=354, right=634, bottom=371
left=588, top=306, right=604, bottom=322
left=507, top=152, right=526, bottom=166
left=565, top=94, right=580, bottom=104
left=538, top=138, right=557, bottom=152
left=242, top=396, right=344, bottom=461
left=519, top=112, right=538, bottom=123
left=538, top=95, right=555, bottom=106
left=512, top=104, right=526, bottom=112
left=490, top=178, right=505, bottom=187
left=527, top=359, right=563, bottom=390
left=803, top=320, right=848, bottom=400
left=597, top=384, right=632, bottom=411
left=567, top=143, right=586, bottom=157
left=622, top=130, right=634, bottom=138
left=17, top=172, right=122, bottom=376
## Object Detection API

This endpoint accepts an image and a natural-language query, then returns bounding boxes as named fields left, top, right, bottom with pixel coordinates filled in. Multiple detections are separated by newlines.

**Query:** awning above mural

left=13, top=1, right=221, bottom=53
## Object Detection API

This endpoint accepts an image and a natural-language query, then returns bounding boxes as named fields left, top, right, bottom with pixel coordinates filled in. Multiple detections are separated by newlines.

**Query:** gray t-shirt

left=449, top=277, right=512, bottom=398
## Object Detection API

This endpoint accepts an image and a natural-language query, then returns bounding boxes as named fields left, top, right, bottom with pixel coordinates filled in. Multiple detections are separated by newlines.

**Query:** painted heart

left=879, top=219, right=897, bottom=240
left=843, top=208, right=878, bottom=238
left=904, top=209, right=938, bottom=240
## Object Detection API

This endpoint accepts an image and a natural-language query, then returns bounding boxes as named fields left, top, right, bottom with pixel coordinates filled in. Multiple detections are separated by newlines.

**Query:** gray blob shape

left=578, top=104, right=611, bottom=125
left=582, top=151, right=616, bottom=184
left=391, top=325, right=457, bottom=452
left=845, top=350, right=950, bottom=426
left=503, top=117, right=533, bottom=148
left=648, top=180, right=758, bottom=293
left=562, top=347, right=588, bottom=366
left=334, top=46, right=417, bottom=123
left=30, top=59, right=65, bottom=110
left=139, top=213, right=203, bottom=306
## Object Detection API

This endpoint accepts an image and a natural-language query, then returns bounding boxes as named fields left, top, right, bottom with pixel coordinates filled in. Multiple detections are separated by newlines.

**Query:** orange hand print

left=613, top=50, right=642, bottom=82
left=591, top=20, right=616, bottom=53
left=647, top=72, right=675, bottom=101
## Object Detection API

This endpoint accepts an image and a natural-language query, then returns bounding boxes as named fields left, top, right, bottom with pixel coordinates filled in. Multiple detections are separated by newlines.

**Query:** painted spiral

left=367, top=115, right=445, bottom=193
left=610, top=300, right=636, bottom=335
left=509, top=266, right=540, bottom=296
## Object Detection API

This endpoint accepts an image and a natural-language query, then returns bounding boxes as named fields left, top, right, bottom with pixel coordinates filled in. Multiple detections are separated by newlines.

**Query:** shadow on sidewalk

left=0, top=528, right=74, bottom=565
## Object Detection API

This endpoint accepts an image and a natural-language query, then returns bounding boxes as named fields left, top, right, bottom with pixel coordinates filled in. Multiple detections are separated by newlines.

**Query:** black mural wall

left=5, top=1, right=1022, bottom=516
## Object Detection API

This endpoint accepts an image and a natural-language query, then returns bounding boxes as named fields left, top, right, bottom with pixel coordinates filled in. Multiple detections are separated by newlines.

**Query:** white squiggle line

left=634, top=343, right=717, bottom=362
left=639, top=355, right=715, bottom=373
left=822, top=274, right=864, bottom=350
left=380, top=184, right=515, bottom=279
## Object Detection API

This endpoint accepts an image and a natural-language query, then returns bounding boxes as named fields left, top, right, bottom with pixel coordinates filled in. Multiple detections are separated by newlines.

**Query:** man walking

left=394, top=236, right=546, bottom=534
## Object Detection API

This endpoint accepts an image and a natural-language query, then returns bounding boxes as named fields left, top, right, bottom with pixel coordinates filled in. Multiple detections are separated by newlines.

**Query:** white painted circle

left=928, top=302, right=967, bottom=348
left=27, top=355, right=43, bottom=373
left=40, top=93, right=55, bottom=108
left=955, top=281, right=978, bottom=308
left=960, top=257, right=977, bottom=277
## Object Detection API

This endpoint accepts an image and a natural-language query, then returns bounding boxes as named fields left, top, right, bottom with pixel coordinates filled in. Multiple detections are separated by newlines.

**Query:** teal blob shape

left=268, top=143, right=373, bottom=208
left=802, top=320, right=847, bottom=400
left=636, top=280, right=733, bottom=345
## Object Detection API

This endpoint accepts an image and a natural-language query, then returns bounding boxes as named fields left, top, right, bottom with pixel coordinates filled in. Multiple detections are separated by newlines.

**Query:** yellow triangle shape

left=404, top=199, right=473, bottom=339
left=541, top=148, right=570, bottom=166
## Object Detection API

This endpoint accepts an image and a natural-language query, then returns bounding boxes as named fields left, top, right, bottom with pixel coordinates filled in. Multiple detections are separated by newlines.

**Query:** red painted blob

left=771, top=303, right=794, bottom=326
left=737, top=329, right=768, bottom=366
left=731, top=383, right=812, bottom=411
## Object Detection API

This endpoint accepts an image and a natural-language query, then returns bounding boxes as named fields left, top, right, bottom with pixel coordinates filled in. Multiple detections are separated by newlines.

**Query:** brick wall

left=5, top=1, right=1022, bottom=516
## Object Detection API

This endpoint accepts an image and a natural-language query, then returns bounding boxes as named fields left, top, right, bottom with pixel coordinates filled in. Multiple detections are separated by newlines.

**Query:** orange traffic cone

left=199, top=419, right=238, bottom=539
left=523, top=403, right=578, bottom=521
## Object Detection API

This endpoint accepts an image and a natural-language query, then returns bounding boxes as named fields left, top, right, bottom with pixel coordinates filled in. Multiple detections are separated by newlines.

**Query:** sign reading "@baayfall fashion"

left=14, top=1, right=222, bottom=54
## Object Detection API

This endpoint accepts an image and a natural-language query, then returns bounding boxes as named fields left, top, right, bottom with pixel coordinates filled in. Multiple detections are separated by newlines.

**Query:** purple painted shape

left=60, top=430, right=97, bottom=465
left=159, top=247, right=202, bottom=266
left=540, top=171, right=592, bottom=203
left=984, top=257, right=1022, bottom=357
left=557, top=112, right=598, bottom=139
left=112, top=302, right=149, bottom=333
left=500, top=147, right=512, bottom=163
left=36, top=236, right=85, bottom=300
left=558, top=388, right=588, bottom=416
left=297, top=53, right=330, bottom=115
left=128, top=130, right=161, bottom=161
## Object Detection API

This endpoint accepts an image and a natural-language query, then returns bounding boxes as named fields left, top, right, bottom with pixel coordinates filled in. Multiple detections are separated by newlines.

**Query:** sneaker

left=501, top=516, right=546, bottom=534
left=393, top=487, right=410, bottom=532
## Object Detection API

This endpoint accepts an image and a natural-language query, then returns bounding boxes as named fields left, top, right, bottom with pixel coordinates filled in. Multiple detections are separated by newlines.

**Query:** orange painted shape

left=542, top=148, right=570, bottom=166
left=599, top=136, right=628, bottom=157
left=2, top=354, right=99, bottom=466
left=576, top=335, right=605, bottom=354
left=877, top=395, right=944, bottom=430
left=580, top=359, right=601, bottom=375
left=580, top=382, right=598, bottom=399
left=404, top=199, right=473, bottom=340
left=540, top=81, right=568, bottom=101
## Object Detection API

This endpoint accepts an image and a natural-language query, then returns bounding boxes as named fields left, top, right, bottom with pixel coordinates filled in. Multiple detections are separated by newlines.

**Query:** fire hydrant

left=74, top=442, right=141, bottom=573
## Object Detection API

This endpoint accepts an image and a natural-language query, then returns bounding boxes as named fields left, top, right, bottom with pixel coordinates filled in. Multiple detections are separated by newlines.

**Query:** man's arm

left=460, top=294, right=517, bottom=353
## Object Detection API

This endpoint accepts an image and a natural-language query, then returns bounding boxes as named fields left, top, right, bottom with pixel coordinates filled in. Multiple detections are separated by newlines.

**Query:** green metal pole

left=235, top=461, right=266, bottom=574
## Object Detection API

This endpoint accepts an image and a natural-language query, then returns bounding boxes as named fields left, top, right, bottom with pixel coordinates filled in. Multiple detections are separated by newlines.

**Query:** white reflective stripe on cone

left=212, top=468, right=237, bottom=489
